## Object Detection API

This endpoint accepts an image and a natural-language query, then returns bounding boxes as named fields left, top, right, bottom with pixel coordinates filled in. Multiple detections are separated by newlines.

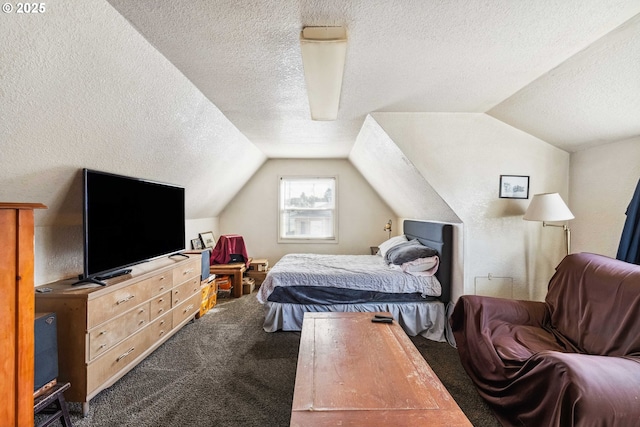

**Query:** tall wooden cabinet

left=35, top=253, right=202, bottom=416
left=0, top=202, right=46, bottom=427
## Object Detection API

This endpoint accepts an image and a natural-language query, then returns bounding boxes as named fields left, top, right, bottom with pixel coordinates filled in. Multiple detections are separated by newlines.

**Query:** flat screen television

left=78, top=169, right=185, bottom=285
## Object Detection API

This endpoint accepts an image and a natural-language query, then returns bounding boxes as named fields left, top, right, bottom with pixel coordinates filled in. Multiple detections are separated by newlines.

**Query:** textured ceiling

left=488, top=13, right=640, bottom=151
left=350, top=116, right=461, bottom=223
left=1, top=0, right=266, bottom=224
left=106, top=1, right=640, bottom=157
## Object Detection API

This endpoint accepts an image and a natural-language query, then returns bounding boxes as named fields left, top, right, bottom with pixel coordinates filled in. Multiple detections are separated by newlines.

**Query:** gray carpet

left=57, top=292, right=500, bottom=426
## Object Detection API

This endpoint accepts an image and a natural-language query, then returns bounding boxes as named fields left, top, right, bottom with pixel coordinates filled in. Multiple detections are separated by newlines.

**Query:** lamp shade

left=523, top=193, right=574, bottom=222
left=300, top=26, right=347, bottom=121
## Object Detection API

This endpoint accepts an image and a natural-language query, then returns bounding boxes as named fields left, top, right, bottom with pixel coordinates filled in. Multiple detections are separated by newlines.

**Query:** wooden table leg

left=232, top=269, right=243, bottom=298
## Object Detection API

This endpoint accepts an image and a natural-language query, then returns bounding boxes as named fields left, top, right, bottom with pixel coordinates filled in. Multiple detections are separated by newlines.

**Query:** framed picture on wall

left=499, top=175, right=529, bottom=199
left=191, top=238, right=204, bottom=250
left=199, top=231, right=216, bottom=249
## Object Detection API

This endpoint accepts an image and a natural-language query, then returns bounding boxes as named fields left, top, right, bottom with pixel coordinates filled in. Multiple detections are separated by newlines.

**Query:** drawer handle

left=99, top=331, right=108, bottom=336
left=160, top=320, right=165, bottom=326
left=138, top=320, right=145, bottom=325
left=159, top=298, right=164, bottom=302
left=184, top=304, right=194, bottom=313
left=139, top=308, right=145, bottom=313
left=159, top=276, right=165, bottom=281
left=116, top=295, right=135, bottom=305
left=99, top=344, right=106, bottom=350
left=159, top=330, right=165, bottom=336
left=116, top=347, right=135, bottom=362
left=159, top=286, right=165, bottom=291
left=158, top=308, right=164, bottom=313
left=184, top=269, right=194, bottom=275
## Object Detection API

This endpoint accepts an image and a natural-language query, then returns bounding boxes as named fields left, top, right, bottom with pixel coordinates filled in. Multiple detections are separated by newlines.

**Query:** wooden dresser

left=1, top=202, right=46, bottom=427
left=35, top=254, right=202, bottom=416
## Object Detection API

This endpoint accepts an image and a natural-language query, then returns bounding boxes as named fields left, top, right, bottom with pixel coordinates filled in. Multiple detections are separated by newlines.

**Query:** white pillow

left=400, top=256, right=439, bottom=273
left=377, top=235, right=408, bottom=257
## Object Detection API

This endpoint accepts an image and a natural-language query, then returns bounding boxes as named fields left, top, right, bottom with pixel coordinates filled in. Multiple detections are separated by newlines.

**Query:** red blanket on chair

left=210, top=234, right=249, bottom=267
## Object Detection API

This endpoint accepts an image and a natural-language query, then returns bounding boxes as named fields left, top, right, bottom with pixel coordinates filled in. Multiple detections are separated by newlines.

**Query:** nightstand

left=209, top=259, right=251, bottom=298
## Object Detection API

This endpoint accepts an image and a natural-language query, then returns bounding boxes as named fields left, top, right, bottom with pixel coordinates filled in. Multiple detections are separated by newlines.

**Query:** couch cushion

left=492, top=324, right=566, bottom=362
left=545, top=253, right=640, bottom=357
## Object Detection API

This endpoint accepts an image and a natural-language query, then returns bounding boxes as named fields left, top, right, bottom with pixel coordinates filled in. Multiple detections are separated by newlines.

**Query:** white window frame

left=278, top=175, right=338, bottom=243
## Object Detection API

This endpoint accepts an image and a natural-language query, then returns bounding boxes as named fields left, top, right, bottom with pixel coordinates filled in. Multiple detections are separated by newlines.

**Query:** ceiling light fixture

left=300, top=26, right=347, bottom=121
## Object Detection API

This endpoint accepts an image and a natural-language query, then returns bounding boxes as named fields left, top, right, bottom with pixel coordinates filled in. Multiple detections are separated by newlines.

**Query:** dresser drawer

left=172, top=292, right=201, bottom=327
left=88, top=281, right=152, bottom=328
left=171, top=277, right=200, bottom=307
left=147, top=313, right=172, bottom=342
left=150, top=291, right=171, bottom=320
left=88, top=302, right=150, bottom=361
left=173, top=259, right=200, bottom=284
left=143, top=271, right=173, bottom=297
left=87, top=326, right=155, bottom=395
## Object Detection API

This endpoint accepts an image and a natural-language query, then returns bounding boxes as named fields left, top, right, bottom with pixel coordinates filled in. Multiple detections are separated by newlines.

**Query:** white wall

left=1, top=0, right=265, bottom=284
left=219, top=159, right=396, bottom=265
left=350, top=116, right=461, bottom=223
left=185, top=218, right=220, bottom=251
left=373, top=113, right=570, bottom=301
left=570, top=137, right=640, bottom=257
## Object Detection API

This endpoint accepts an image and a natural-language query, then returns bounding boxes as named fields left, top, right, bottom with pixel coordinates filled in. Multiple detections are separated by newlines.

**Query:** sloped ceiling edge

left=348, top=115, right=461, bottom=223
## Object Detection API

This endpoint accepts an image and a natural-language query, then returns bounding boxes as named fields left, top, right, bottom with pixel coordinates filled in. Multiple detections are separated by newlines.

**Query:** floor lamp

left=523, top=193, right=575, bottom=255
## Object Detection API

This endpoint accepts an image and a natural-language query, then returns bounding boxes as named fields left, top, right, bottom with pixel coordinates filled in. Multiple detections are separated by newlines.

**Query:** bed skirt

left=262, top=300, right=447, bottom=342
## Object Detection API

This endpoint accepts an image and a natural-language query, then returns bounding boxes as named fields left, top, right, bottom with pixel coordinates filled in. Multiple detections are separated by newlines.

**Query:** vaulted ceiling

left=3, top=0, right=640, bottom=229
left=107, top=0, right=640, bottom=157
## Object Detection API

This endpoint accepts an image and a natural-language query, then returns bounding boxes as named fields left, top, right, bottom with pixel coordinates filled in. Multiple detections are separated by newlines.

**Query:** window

left=279, top=176, right=337, bottom=243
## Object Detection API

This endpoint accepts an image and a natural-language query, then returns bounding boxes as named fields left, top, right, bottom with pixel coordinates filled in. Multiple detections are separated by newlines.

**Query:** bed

left=256, top=220, right=453, bottom=342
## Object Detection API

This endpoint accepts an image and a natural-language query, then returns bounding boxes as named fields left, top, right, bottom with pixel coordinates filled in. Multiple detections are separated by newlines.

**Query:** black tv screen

left=82, top=169, right=185, bottom=280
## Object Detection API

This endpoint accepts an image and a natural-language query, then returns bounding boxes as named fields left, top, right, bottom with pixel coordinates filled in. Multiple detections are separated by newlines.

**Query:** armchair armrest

left=501, top=352, right=640, bottom=426
left=451, top=295, right=548, bottom=332
left=450, top=295, right=551, bottom=382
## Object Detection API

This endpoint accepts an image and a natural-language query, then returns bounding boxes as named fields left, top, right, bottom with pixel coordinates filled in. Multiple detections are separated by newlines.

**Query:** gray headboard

left=403, top=220, right=453, bottom=303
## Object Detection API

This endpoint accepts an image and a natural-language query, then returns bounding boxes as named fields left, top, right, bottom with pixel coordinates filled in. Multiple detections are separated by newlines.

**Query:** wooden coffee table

left=290, top=312, right=472, bottom=426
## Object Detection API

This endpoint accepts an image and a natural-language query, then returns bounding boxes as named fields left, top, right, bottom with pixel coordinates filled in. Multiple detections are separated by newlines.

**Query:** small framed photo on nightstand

left=499, top=175, right=529, bottom=199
